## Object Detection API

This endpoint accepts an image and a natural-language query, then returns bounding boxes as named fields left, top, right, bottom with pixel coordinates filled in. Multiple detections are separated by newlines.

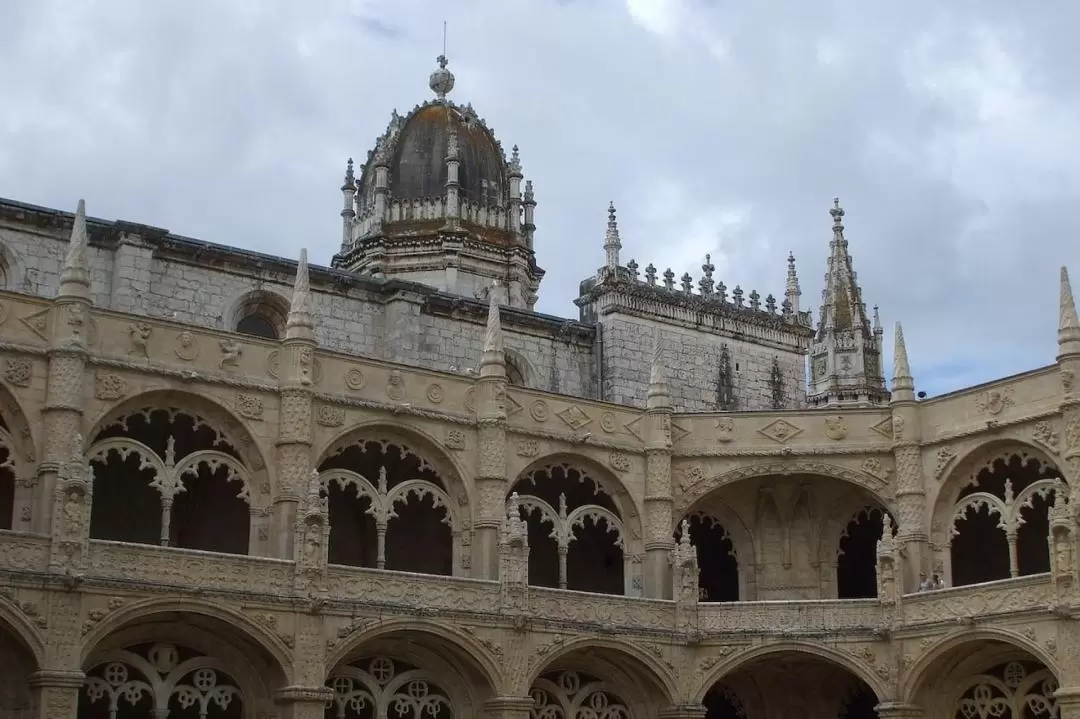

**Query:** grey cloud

left=0, top=0, right=1077, bottom=397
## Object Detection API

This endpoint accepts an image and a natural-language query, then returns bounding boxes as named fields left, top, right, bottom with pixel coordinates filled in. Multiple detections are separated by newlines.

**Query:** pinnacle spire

left=59, top=199, right=91, bottom=299
left=604, top=202, right=622, bottom=270
left=647, top=329, right=671, bottom=409
left=891, top=321, right=915, bottom=402
left=1059, top=267, right=1080, bottom=358
left=285, top=248, right=315, bottom=340
left=818, top=198, right=869, bottom=336
left=479, top=281, right=505, bottom=378
left=786, top=251, right=801, bottom=314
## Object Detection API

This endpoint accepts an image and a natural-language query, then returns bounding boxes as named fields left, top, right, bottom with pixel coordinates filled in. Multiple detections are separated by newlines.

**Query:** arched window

left=236, top=313, right=279, bottom=340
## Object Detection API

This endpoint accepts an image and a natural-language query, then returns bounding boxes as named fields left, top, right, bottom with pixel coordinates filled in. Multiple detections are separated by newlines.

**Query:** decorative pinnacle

left=59, top=198, right=91, bottom=299
left=831, top=197, right=845, bottom=227
left=285, top=248, right=314, bottom=339
left=603, top=201, right=621, bottom=270
left=508, top=145, right=522, bottom=176
left=429, top=54, right=455, bottom=100
left=891, top=321, right=915, bottom=401
left=1059, top=267, right=1080, bottom=357
left=341, top=158, right=355, bottom=191
left=479, top=280, right=505, bottom=378
left=647, top=329, right=671, bottom=410
left=873, top=305, right=882, bottom=332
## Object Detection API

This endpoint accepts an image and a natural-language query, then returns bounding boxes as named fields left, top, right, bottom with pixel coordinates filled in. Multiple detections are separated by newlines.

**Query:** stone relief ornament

left=1033, top=420, right=1061, bottom=455
left=892, top=414, right=905, bottom=440
left=758, top=418, right=803, bottom=444
left=219, top=338, right=243, bottom=369
left=600, top=412, right=617, bottom=433
left=934, top=446, right=958, bottom=480
left=19, top=307, right=50, bottom=341
left=173, top=330, right=200, bottom=361
left=93, top=372, right=128, bottom=401
left=975, top=386, right=1015, bottom=416
left=426, top=382, right=444, bottom=404
left=517, top=439, right=540, bottom=458
left=608, top=452, right=631, bottom=473
left=824, top=415, right=848, bottom=440
left=1063, top=368, right=1075, bottom=393
left=128, top=322, right=152, bottom=358
left=234, top=393, right=264, bottom=420
left=715, top=417, right=735, bottom=442
left=464, top=387, right=476, bottom=413
left=861, top=457, right=892, bottom=482
left=386, top=369, right=406, bottom=401
left=677, top=464, right=706, bottom=493
left=869, top=416, right=894, bottom=439
left=445, top=429, right=466, bottom=451
left=316, top=404, right=345, bottom=428
left=557, top=404, right=592, bottom=431
left=530, top=399, right=550, bottom=423
left=345, top=367, right=366, bottom=391
left=2, top=357, right=32, bottom=387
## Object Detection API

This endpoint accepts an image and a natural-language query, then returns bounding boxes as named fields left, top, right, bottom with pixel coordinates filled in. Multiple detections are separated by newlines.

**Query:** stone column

left=1056, top=268, right=1080, bottom=487
left=275, top=687, right=334, bottom=719
left=890, top=323, right=927, bottom=592
left=658, top=703, right=707, bottom=719
left=275, top=249, right=317, bottom=560
left=36, top=201, right=93, bottom=535
left=1055, top=689, right=1080, bottom=719
left=474, top=285, right=508, bottom=580
left=643, top=335, right=674, bottom=599
left=875, top=702, right=925, bottom=719
left=484, top=696, right=534, bottom=719
left=29, top=669, right=84, bottom=719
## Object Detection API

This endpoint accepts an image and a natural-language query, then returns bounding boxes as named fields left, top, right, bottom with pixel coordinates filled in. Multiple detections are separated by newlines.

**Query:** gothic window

left=950, top=661, right=1057, bottom=719
left=509, top=462, right=627, bottom=595
left=319, top=437, right=459, bottom=576
left=530, top=671, right=630, bottom=719
left=949, top=450, right=1062, bottom=586
left=326, top=656, right=454, bottom=719
left=236, top=313, right=279, bottom=340
left=675, top=513, right=739, bottom=602
left=837, top=506, right=897, bottom=599
left=87, top=407, right=252, bottom=555
left=80, top=642, right=243, bottom=718
left=228, top=290, right=289, bottom=340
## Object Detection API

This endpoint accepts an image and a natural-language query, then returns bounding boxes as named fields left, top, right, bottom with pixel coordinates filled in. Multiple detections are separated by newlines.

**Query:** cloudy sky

left=1, top=0, right=1078, bottom=397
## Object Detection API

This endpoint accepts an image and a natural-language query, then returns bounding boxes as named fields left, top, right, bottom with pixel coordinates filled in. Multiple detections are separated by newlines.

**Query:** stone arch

left=79, top=599, right=292, bottom=718
left=0, top=381, right=35, bottom=532
left=84, top=390, right=271, bottom=556
left=0, top=603, right=40, bottom=717
left=0, top=595, right=46, bottom=669
left=503, top=348, right=534, bottom=388
left=674, top=506, right=749, bottom=603
left=901, top=629, right=1061, bottom=718
left=325, top=621, right=499, bottom=719
left=222, top=288, right=290, bottom=340
left=524, top=637, right=678, bottom=714
left=511, top=452, right=643, bottom=596
left=0, top=236, right=28, bottom=291
left=694, top=641, right=888, bottom=709
left=932, top=439, right=1064, bottom=587
left=316, top=421, right=470, bottom=576
left=680, top=464, right=894, bottom=601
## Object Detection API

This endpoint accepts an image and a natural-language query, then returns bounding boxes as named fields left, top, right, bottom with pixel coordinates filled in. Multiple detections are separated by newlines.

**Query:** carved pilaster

left=658, top=705, right=708, bottom=719
left=29, top=670, right=84, bottom=719
left=1050, top=490, right=1075, bottom=599
left=671, top=519, right=699, bottom=634
left=484, top=696, right=534, bottom=719
left=275, top=685, right=335, bottom=719
left=644, top=447, right=673, bottom=599
left=875, top=702, right=925, bottom=719
left=876, top=514, right=901, bottom=608
left=891, top=321, right=926, bottom=591
left=499, top=492, right=530, bottom=614
left=475, top=284, right=509, bottom=579
left=49, top=434, right=93, bottom=570
left=294, top=470, right=329, bottom=592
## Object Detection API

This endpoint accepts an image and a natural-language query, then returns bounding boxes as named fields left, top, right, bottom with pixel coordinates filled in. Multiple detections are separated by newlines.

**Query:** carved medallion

left=860, top=457, right=892, bottom=481
left=173, top=331, right=200, bottom=361
left=557, top=405, right=592, bottom=431
left=18, top=307, right=50, bottom=341
left=316, top=404, right=345, bottom=428
left=345, top=368, right=366, bottom=391
left=529, top=400, right=550, bottom=423
left=608, top=452, right=631, bottom=473
left=715, top=417, right=735, bottom=442
left=975, top=386, right=1014, bottom=416
left=600, top=412, right=617, bottom=433
left=2, top=357, right=32, bottom=388
left=758, top=419, right=803, bottom=444
left=1032, top=420, right=1060, bottom=455
left=933, top=446, right=957, bottom=480
left=516, top=439, right=540, bottom=458
left=426, top=383, right=444, bottom=404
left=94, top=372, right=128, bottom=401
left=219, top=339, right=243, bottom=370
left=386, top=370, right=406, bottom=401
left=677, top=464, right=706, bottom=492
left=128, top=322, right=152, bottom=358
left=235, top=393, right=264, bottom=420
left=464, top=387, right=476, bottom=413
left=824, top=416, right=848, bottom=441
left=445, top=429, right=466, bottom=451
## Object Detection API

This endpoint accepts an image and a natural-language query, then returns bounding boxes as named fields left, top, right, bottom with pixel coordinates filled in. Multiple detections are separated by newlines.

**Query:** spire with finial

left=699, top=254, right=715, bottom=296
left=647, top=329, right=671, bottom=409
left=479, top=281, right=505, bottom=378
left=1059, top=267, right=1080, bottom=359
left=786, top=251, right=801, bottom=314
left=342, top=158, right=355, bottom=190
left=59, top=199, right=91, bottom=300
left=285, top=248, right=315, bottom=341
left=509, top=145, right=522, bottom=177
left=429, top=54, right=455, bottom=101
left=891, top=321, right=914, bottom=402
left=603, top=202, right=622, bottom=270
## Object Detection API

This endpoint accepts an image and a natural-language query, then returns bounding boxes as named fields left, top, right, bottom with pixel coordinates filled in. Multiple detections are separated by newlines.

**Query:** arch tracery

left=510, top=456, right=639, bottom=596
left=86, top=399, right=263, bottom=555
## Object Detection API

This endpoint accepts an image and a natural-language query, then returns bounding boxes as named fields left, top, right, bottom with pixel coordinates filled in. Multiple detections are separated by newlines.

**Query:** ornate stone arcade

left=2, top=205, right=1080, bottom=718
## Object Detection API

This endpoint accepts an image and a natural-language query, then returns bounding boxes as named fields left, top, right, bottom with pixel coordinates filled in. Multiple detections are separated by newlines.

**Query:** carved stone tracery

left=530, top=670, right=630, bottom=719
left=327, top=656, right=454, bottom=719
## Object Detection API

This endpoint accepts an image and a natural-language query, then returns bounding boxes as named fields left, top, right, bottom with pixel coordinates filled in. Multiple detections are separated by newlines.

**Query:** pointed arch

left=0, top=237, right=27, bottom=292
left=0, top=381, right=36, bottom=532
left=0, top=594, right=46, bottom=669
left=513, top=452, right=642, bottom=534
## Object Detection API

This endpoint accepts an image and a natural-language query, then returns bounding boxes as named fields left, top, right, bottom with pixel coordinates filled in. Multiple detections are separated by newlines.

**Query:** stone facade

left=1, top=60, right=1078, bottom=719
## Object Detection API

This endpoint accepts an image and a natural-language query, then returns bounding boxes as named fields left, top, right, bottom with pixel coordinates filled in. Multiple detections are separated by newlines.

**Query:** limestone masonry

left=0, top=55, right=1076, bottom=719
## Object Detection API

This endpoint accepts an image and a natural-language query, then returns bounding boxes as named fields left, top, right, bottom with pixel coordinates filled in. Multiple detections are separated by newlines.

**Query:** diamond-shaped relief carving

left=505, top=392, right=523, bottom=418
left=623, top=414, right=645, bottom=442
left=19, top=308, right=50, bottom=341
left=869, top=416, right=894, bottom=438
left=757, top=419, right=803, bottom=444
left=670, top=420, right=691, bottom=443
left=557, top=405, right=593, bottom=431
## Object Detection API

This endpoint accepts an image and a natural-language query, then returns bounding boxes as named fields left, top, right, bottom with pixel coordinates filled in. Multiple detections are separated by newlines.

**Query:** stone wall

left=600, top=313, right=808, bottom=411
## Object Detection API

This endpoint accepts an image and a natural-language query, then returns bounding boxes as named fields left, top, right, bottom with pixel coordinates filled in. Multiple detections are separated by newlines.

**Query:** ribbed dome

left=358, top=103, right=507, bottom=210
